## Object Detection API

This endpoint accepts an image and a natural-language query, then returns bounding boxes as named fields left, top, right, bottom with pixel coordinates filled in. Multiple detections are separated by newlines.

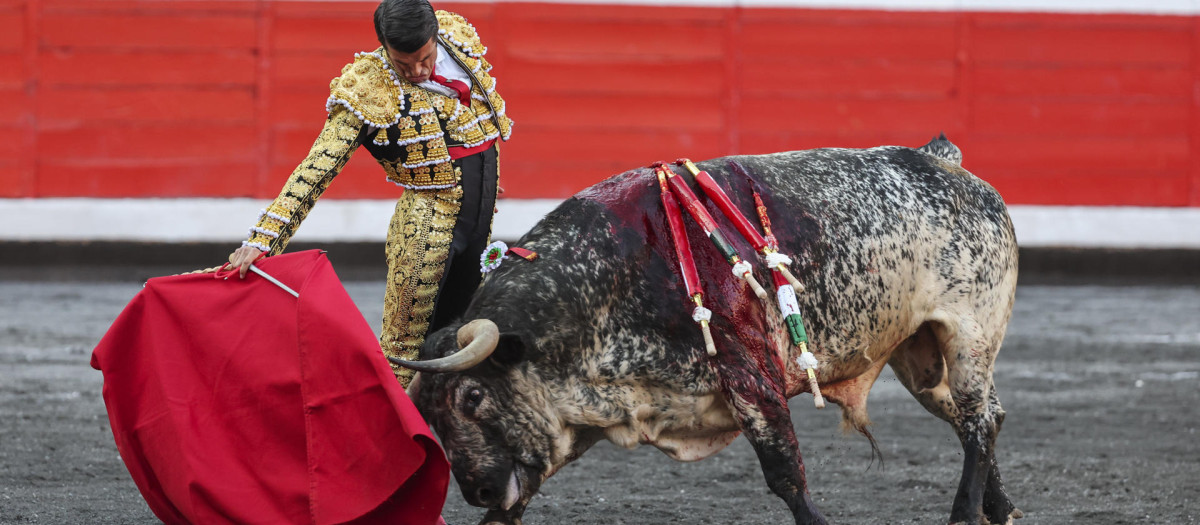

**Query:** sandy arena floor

left=0, top=278, right=1197, bottom=524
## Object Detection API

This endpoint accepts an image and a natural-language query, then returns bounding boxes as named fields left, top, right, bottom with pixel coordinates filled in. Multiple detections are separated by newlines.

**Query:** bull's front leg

left=715, top=349, right=827, bottom=525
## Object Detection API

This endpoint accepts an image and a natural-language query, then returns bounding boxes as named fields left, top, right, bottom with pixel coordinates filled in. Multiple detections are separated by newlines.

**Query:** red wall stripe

left=1191, top=16, right=1200, bottom=207
left=14, top=0, right=37, bottom=198
left=4, top=0, right=1198, bottom=207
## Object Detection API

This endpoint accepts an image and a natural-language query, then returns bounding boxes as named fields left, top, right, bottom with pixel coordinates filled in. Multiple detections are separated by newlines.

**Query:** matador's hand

left=227, top=245, right=267, bottom=279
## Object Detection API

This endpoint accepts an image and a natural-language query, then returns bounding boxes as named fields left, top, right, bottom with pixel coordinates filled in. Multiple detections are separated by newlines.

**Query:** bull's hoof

left=985, top=508, right=1024, bottom=525
left=983, top=505, right=1023, bottom=524
left=978, top=508, right=1023, bottom=525
left=478, top=509, right=522, bottom=525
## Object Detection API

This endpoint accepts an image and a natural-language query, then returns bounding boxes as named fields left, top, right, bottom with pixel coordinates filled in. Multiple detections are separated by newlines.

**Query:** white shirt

left=417, top=43, right=472, bottom=98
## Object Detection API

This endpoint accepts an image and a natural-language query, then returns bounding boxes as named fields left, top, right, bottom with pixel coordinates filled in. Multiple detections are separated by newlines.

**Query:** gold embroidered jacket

left=243, top=10, right=512, bottom=254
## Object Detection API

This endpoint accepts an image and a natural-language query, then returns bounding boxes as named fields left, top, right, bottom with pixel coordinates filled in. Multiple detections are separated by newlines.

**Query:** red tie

left=429, top=64, right=472, bottom=107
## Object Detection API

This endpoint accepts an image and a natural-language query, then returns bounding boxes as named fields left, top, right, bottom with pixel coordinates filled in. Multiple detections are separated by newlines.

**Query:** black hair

left=373, top=0, right=438, bottom=53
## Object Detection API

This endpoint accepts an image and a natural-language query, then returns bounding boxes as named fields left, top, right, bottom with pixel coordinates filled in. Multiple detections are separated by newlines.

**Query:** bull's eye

left=464, top=388, right=484, bottom=411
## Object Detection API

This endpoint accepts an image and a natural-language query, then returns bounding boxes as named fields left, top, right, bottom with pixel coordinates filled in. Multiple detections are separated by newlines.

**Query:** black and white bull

left=397, top=136, right=1020, bottom=525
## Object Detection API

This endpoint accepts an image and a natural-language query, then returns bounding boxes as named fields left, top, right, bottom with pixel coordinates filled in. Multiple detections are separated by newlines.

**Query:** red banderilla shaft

left=658, top=171, right=701, bottom=297
left=677, top=159, right=768, bottom=251
left=657, top=169, right=717, bottom=355
left=656, top=165, right=768, bottom=300
left=684, top=159, right=804, bottom=293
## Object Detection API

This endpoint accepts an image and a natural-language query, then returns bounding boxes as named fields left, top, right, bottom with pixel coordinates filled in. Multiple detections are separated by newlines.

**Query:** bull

left=396, top=135, right=1020, bottom=525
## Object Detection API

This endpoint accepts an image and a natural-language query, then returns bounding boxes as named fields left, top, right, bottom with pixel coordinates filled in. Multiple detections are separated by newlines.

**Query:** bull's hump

left=573, top=168, right=660, bottom=229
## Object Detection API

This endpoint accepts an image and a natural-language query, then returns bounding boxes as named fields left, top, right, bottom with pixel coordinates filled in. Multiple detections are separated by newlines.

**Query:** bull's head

left=392, top=319, right=581, bottom=525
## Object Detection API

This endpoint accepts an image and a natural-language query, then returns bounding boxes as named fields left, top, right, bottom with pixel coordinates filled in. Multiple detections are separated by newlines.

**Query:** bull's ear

left=419, top=327, right=457, bottom=360
left=491, top=332, right=529, bottom=368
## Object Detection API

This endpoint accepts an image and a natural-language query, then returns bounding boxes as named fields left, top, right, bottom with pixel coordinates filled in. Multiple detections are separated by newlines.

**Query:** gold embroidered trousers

left=381, top=146, right=498, bottom=387
left=381, top=185, right=461, bottom=387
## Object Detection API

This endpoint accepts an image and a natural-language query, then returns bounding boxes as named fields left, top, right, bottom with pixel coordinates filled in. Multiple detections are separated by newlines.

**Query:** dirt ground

left=1, top=276, right=1197, bottom=524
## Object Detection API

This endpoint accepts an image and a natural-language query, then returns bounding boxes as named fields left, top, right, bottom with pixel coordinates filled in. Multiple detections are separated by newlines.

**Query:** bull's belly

left=601, top=393, right=742, bottom=462
left=647, top=429, right=742, bottom=462
left=771, top=308, right=927, bottom=399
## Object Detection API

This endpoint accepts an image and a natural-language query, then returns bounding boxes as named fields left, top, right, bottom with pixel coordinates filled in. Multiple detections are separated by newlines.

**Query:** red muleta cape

left=91, top=250, right=448, bottom=524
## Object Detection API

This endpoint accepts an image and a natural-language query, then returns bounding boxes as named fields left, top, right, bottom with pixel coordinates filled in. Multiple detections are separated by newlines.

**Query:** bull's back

left=495, top=145, right=1016, bottom=390
left=722, top=146, right=1014, bottom=257
left=713, top=147, right=1018, bottom=375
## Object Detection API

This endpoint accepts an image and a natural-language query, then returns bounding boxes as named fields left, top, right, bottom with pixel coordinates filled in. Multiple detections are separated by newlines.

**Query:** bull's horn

left=405, top=372, right=422, bottom=398
left=387, top=319, right=500, bottom=373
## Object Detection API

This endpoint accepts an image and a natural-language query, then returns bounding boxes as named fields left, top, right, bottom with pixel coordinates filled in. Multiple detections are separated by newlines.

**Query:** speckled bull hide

left=406, top=136, right=1020, bottom=525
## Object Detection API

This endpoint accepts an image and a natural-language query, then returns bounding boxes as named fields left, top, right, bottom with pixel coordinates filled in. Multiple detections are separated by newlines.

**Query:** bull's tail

left=840, top=409, right=884, bottom=469
left=918, top=132, right=963, bottom=165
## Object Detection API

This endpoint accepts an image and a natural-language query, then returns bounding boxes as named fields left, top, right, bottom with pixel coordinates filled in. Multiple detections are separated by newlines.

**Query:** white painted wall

left=3, top=198, right=1198, bottom=248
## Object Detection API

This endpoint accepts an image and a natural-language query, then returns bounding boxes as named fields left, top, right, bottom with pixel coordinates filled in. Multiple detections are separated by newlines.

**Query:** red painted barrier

left=0, top=0, right=1196, bottom=206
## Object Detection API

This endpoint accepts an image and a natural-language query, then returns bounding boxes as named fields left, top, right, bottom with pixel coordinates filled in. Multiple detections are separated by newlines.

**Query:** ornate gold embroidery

left=397, top=116, right=417, bottom=142
left=245, top=108, right=363, bottom=253
left=425, top=136, right=449, bottom=161
left=327, top=10, right=512, bottom=190
left=409, top=90, right=433, bottom=115
left=433, top=162, right=454, bottom=180
left=478, top=75, right=495, bottom=93
left=411, top=166, right=433, bottom=185
left=373, top=128, right=390, bottom=146
left=458, top=124, right=486, bottom=148
left=405, top=142, right=427, bottom=166
left=418, top=112, right=438, bottom=128
left=381, top=183, right=462, bottom=387
left=436, top=11, right=487, bottom=58
left=327, top=53, right=402, bottom=129
left=469, top=97, right=488, bottom=115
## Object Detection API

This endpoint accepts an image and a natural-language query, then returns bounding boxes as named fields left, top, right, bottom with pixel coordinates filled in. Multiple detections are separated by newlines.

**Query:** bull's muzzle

left=463, top=469, right=521, bottom=510
left=388, top=319, right=500, bottom=373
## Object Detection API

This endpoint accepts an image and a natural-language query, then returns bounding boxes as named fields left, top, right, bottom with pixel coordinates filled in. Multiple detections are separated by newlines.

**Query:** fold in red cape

left=91, top=250, right=449, bottom=524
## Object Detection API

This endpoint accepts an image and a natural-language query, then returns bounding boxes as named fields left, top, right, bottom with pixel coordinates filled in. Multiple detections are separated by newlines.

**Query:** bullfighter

left=226, top=0, right=513, bottom=388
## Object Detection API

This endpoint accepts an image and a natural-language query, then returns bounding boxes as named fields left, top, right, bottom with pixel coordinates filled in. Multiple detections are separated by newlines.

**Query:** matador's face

left=384, top=37, right=437, bottom=84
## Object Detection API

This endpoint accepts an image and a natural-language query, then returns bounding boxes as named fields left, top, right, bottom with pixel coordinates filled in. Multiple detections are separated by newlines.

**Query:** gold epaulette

left=327, top=51, right=404, bottom=129
left=436, top=11, right=487, bottom=59
left=434, top=11, right=512, bottom=144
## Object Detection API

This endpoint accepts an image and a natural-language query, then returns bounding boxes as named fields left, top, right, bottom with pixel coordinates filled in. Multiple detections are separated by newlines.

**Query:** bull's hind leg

left=980, top=387, right=1020, bottom=524
left=715, top=345, right=827, bottom=525
left=889, top=320, right=1017, bottom=525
